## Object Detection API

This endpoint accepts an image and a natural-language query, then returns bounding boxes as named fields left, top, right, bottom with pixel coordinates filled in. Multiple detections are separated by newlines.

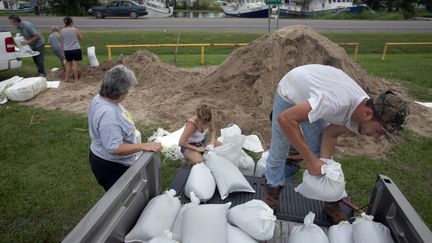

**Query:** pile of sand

left=26, top=25, right=432, bottom=157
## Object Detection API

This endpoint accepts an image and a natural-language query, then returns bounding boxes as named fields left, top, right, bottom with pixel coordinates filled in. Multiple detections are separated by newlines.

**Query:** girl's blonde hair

left=196, top=104, right=212, bottom=122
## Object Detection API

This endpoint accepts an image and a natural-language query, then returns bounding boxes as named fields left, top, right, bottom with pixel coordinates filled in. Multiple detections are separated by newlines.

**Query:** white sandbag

left=155, top=126, right=185, bottom=147
left=238, top=150, right=255, bottom=176
left=87, top=46, right=100, bottom=67
left=214, top=134, right=246, bottom=165
left=182, top=203, right=231, bottom=243
left=147, top=231, right=179, bottom=243
left=227, top=224, right=258, bottom=243
left=221, top=124, right=242, bottom=139
left=4, top=77, right=47, bottom=102
left=148, top=127, right=185, bottom=161
left=353, top=213, right=395, bottom=243
left=172, top=192, right=200, bottom=241
left=218, top=124, right=263, bottom=152
left=147, top=236, right=178, bottom=243
left=288, top=212, right=329, bottom=243
left=227, top=199, right=276, bottom=241
left=328, top=221, right=354, bottom=243
left=254, top=151, right=268, bottom=177
left=243, top=134, right=264, bottom=153
left=125, top=189, right=181, bottom=243
left=0, top=76, right=23, bottom=104
left=14, top=35, right=33, bottom=53
left=185, top=163, right=216, bottom=202
left=294, top=158, right=347, bottom=202
left=205, top=152, right=255, bottom=200
left=227, top=200, right=276, bottom=241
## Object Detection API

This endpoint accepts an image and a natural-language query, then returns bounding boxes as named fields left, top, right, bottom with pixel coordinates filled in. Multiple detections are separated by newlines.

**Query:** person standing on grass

left=264, top=64, right=409, bottom=224
left=8, top=14, right=46, bottom=77
left=88, top=65, right=162, bottom=191
left=61, top=17, right=83, bottom=83
left=47, top=26, right=65, bottom=70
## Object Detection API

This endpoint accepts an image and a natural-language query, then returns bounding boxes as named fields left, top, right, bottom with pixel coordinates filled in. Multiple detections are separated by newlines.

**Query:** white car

left=0, top=30, right=39, bottom=72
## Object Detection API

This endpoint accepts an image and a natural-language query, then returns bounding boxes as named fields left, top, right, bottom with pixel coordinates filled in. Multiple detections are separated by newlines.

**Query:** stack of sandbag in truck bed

left=184, top=151, right=256, bottom=202
left=214, top=124, right=264, bottom=176
left=125, top=189, right=276, bottom=243
left=288, top=211, right=395, bottom=243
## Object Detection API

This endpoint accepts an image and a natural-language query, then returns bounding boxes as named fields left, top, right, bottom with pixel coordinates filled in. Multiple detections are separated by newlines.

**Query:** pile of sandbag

left=148, top=123, right=266, bottom=176
left=205, top=151, right=255, bottom=199
left=214, top=124, right=264, bottom=176
left=288, top=211, right=395, bottom=243
left=125, top=189, right=276, bottom=243
left=0, top=76, right=47, bottom=104
left=184, top=152, right=255, bottom=201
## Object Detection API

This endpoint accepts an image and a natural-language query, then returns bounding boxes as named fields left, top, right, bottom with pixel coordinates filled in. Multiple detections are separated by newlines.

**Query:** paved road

left=1, top=16, right=431, bottom=32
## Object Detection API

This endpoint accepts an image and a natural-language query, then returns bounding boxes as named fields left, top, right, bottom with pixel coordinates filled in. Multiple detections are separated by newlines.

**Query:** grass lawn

left=0, top=31, right=431, bottom=242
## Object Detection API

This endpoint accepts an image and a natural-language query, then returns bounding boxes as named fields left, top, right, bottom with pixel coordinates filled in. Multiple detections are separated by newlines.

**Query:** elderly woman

left=88, top=65, right=161, bottom=191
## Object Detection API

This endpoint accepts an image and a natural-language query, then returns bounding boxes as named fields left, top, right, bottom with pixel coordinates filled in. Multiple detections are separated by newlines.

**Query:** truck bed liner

left=169, top=167, right=353, bottom=227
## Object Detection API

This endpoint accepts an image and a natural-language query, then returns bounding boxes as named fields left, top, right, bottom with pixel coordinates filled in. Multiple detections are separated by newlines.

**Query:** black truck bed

left=169, top=167, right=353, bottom=227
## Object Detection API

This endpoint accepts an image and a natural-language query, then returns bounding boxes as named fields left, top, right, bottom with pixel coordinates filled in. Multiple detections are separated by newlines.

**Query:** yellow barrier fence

left=381, top=42, right=432, bottom=61
left=105, top=43, right=249, bottom=64
left=106, top=42, right=359, bottom=63
left=337, top=43, right=359, bottom=61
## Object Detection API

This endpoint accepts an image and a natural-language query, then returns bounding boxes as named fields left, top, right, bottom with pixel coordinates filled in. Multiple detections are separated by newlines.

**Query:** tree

left=52, top=0, right=98, bottom=16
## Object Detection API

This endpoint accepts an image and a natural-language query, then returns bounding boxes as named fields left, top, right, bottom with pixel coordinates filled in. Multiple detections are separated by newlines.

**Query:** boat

left=278, top=0, right=365, bottom=18
left=216, top=0, right=270, bottom=18
left=135, top=0, right=174, bottom=17
left=0, top=0, right=34, bottom=13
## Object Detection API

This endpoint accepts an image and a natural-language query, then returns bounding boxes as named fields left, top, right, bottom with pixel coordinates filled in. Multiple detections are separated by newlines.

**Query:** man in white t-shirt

left=264, top=64, right=409, bottom=223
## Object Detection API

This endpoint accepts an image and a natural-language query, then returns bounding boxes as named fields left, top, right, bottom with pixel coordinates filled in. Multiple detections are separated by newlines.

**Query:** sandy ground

left=25, top=25, right=432, bottom=157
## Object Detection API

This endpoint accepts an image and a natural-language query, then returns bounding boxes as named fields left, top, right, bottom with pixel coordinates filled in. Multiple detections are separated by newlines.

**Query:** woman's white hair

left=99, top=64, right=137, bottom=100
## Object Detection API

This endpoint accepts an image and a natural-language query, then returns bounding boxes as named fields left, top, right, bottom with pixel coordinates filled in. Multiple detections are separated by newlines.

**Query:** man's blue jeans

left=32, top=44, right=45, bottom=75
left=265, top=91, right=325, bottom=187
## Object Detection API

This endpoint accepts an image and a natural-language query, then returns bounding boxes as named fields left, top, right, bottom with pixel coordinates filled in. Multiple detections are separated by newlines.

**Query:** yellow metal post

left=337, top=43, right=360, bottom=62
left=107, top=46, right=112, bottom=60
left=103, top=43, right=248, bottom=63
left=201, top=46, right=205, bottom=65
left=381, top=42, right=432, bottom=61
left=353, top=44, right=358, bottom=61
left=381, top=44, right=388, bottom=61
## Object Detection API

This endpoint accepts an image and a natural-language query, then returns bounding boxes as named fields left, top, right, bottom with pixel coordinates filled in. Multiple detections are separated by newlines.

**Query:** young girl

left=179, top=104, right=219, bottom=165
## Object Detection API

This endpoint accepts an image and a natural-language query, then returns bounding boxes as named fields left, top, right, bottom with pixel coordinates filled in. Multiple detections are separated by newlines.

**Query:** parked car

left=88, top=0, right=148, bottom=19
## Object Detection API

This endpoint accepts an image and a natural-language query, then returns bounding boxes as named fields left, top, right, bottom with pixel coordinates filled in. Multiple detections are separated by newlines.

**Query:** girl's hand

left=195, top=147, right=206, bottom=153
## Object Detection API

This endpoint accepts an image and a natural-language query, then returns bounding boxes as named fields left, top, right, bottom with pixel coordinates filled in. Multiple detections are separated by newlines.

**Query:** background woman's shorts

left=64, top=48, right=82, bottom=61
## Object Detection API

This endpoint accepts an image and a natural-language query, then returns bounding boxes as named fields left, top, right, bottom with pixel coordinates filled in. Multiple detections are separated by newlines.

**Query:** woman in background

left=61, top=16, right=83, bottom=83
left=179, top=104, right=219, bottom=166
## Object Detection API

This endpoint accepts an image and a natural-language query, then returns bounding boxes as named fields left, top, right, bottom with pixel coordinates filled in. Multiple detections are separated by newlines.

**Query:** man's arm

left=21, top=34, right=40, bottom=46
left=320, top=124, right=349, bottom=159
left=278, top=101, right=323, bottom=175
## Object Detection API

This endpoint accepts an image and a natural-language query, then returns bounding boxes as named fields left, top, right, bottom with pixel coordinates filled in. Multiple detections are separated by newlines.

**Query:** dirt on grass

left=25, top=25, right=432, bottom=157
